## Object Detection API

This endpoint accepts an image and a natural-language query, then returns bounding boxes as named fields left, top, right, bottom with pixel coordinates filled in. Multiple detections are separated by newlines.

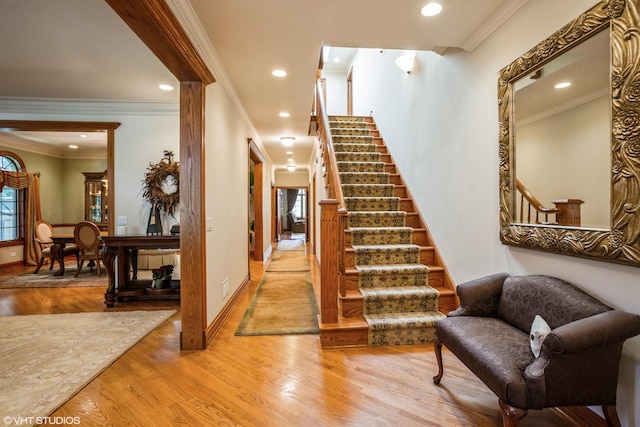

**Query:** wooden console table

left=102, top=235, right=180, bottom=307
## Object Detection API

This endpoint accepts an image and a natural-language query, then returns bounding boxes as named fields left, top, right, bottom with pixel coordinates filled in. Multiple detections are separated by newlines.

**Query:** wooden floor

left=0, top=243, right=583, bottom=426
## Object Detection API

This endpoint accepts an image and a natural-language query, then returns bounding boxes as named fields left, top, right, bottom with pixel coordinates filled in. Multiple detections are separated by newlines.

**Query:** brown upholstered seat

left=73, top=221, right=103, bottom=277
left=33, top=220, right=79, bottom=274
left=433, top=273, right=640, bottom=427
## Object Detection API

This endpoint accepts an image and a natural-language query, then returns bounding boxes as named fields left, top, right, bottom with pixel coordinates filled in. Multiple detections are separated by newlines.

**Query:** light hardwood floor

left=0, top=244, right=583, bottom=426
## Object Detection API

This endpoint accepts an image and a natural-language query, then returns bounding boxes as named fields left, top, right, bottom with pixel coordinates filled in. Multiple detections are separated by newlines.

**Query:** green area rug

left=236, top=244, right=319, bottom=336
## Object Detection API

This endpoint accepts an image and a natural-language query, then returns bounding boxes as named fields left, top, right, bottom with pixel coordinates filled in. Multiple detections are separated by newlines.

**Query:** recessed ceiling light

left=421, top=2, right=442, bottom=16
left=80, top=134, right=88, bottom=138
left=286, top=151, right=293, bottom=156
left=287, top=165, right=296, bottom=171
left=334, top=58, right=341, bottom=63
left=279, top=112, right=290, bottom=118
left=69, top=145, right=78, bottom=149
left=555, top=82, right=571, bottom=89
left=272, top=69, right=287, bottom=77
left=159, top=84, right=174, bottom=91
left=288, top=158, right=294, bottom=162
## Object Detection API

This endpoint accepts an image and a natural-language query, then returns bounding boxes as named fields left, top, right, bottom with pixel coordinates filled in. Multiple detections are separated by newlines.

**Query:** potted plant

left=152, top=265, right=174, bottom=288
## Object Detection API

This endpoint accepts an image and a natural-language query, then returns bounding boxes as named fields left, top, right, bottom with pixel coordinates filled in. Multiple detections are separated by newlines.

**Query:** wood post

left=320, top=199, right=339, bottom=323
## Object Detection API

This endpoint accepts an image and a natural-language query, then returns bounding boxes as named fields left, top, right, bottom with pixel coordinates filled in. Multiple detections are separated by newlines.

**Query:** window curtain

left=0, top=170, right=42, bottom=265
left=286, top=189, right=299, bottom=214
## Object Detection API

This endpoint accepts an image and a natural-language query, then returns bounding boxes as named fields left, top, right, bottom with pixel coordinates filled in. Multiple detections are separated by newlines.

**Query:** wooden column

left=180, top=81, right=207, bottom=350
left=320, top=199, right=339, bottom=323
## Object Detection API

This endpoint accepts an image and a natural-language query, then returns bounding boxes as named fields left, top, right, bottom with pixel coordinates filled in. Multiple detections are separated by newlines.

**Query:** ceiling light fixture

left=421, top=2, right=442, bottom=16
left=272, top=69, right=287, bottom=77
left=286, top=151, right=293, bottom=156
left=281, top=136, right=295, bottom=147
left=159, top=84, right=174, bottom=91
left=555, top=82, right=571, bottom=89
left=395, top=51, right=416, bottom=74
left=80, top=134, right=88, bottom=138
left=287, top=165, right=296, bottom=172
left=288, top=158, right=294, bottom=162
left=69, top=145, right=78, bottom=149
left=279, top=112, right=290, bottom=118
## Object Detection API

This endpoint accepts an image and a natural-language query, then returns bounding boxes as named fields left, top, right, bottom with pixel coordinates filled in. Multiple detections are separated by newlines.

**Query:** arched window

left=0, top=151, right=25, bottom=244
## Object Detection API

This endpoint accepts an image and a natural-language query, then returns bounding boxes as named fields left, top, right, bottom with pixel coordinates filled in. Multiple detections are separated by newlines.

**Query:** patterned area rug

left=0, top=310, right=176, bottom=424
left=0, top=262, right=107, bottom=289
left=236, top=244, right=319, bottom=335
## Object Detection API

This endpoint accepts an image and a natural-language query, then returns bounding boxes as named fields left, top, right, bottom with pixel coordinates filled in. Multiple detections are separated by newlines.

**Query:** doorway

left=276, top=187, right=308, bottom=241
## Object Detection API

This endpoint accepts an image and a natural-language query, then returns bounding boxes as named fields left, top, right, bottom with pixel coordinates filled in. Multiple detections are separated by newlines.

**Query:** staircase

left=319, top=115, right=458, bottom=348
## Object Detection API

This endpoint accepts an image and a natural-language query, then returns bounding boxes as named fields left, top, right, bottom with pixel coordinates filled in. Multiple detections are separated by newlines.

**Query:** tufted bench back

left=497, top=275, right=612, bottom=333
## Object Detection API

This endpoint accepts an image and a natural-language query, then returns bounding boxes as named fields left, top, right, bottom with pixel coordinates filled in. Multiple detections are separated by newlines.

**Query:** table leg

left=103, top=246, right=118, bottom=308
left=50, top=242, right=66, bottom=276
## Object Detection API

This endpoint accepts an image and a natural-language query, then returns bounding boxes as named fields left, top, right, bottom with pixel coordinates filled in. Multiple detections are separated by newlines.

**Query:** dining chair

left=73, top=221, right=103, bottom=277
left=33, top=220, right=79, bottom=274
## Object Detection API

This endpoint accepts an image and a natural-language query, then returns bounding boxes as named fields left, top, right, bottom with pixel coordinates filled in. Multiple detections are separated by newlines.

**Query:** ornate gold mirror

left=498, top=0, right=640, bottom=266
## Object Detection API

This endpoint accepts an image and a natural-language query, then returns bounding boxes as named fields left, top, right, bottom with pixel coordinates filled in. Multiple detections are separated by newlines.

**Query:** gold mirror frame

left=498, top=0, right=640, bottom=266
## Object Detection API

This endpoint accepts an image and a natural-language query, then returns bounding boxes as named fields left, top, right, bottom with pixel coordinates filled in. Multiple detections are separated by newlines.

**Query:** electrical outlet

left=222, top=278, right=230, bottom=299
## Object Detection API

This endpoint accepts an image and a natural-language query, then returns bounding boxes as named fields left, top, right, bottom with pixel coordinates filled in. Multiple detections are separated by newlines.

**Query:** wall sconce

left=281, top=136, right=295, bottom=147
left=395, top=52, right=416, bottom=74
left=287, top=165, right=296, bottom=172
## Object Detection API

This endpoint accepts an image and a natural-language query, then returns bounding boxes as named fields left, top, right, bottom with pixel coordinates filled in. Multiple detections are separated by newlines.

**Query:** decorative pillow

left=530, top=315, right=551, bottom=358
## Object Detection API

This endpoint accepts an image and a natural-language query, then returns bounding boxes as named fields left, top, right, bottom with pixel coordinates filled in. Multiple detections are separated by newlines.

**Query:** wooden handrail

left=515, top=178, right=560, bottom=224
left=316, top=80, right=346, bottom=211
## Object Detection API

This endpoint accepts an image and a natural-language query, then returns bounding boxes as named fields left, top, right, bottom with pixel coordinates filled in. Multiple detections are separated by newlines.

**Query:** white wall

left=321, top=71, right=349, bottom=116
left=340, top=0, right=640, bottom=424
left=274, top=170, right=309, bottom=187
left=203, top=82, right=260, bottom=324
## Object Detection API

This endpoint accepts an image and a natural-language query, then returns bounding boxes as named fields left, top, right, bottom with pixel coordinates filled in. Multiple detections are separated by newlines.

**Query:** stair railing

left=316, top=79, right=347, bottom=324
left=515, top=179, right=560, bottom=224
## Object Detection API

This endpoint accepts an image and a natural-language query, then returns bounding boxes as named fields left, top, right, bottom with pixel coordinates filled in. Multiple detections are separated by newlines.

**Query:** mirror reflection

left=513, top=29, right=610, bottom=229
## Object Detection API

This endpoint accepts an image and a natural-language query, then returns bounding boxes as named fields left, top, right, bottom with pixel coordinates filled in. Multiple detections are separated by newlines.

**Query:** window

left=293, top=189, right=306, bottom=219
left=0, top=152, right=25, bottom=243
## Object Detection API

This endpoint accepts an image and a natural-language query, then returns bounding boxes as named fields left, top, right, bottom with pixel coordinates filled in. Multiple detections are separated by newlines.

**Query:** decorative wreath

left=142, top=150, right=180, bottom=217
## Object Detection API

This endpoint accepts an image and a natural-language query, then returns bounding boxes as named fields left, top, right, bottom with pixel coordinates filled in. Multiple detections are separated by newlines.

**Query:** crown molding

left=0, top=97, right=179, bottom=116
left=461, top=0, right=529, bottom=52
left=0, top=133, right=106, bottom=159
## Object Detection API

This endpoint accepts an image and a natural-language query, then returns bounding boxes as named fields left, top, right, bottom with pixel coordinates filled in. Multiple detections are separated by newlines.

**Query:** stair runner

left=330, top=115, right=445, bottom=346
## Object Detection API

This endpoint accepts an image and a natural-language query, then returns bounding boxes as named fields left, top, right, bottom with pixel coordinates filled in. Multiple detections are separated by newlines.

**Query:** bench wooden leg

left=603, top=405, right=621, bottom=427
left=499, top=400, right=527, bottom=427
left=433, top=339, right=444, bottom=384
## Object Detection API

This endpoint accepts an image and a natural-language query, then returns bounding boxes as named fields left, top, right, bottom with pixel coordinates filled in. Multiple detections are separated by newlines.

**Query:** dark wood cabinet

left=83, top=171, right=108, bottom=230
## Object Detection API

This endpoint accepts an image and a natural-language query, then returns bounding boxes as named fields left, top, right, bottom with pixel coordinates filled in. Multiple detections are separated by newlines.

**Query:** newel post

left=320, top=199, right=339, bottom=323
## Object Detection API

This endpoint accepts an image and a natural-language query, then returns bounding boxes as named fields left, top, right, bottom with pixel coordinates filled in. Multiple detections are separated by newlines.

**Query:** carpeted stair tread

left=329, top=116, right=366, bottom=122
left=332, top=136, right=375, bottom=144
left=337, top=161, right=385, bottom=173
left=346, top=211, right=406, bottom=227
left=361, top=287, right=439, bottom=314
left=349, top=227, right=413, bottom=245
left=342, top=184, right=395, bottom=198
left=334, top=142, right=378, bottom=152
left=340, top=172, right=390, bottom=185
left=345, top=197, right=400, bottom=212
left=332, top=128, right=370, bottom=136
left=335, top=152, right=381, bottom=162
left=355, top=263, right=429, bottom=275
left=353, top=244, right=421, bottom=266
left=365, top=311, right=445, bottom=330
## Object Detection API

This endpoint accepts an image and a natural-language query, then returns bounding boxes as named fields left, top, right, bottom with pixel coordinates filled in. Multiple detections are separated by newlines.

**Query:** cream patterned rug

left=0, top=310, right=176, bottom=424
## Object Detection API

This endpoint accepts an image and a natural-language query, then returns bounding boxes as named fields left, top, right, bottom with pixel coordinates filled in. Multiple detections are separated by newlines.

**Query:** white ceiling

left=0, top=0, right=523, bottom=166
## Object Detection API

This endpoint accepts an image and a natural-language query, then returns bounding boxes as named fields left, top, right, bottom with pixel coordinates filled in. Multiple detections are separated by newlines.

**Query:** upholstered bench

left=433, top=273, right=640, bottom=427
